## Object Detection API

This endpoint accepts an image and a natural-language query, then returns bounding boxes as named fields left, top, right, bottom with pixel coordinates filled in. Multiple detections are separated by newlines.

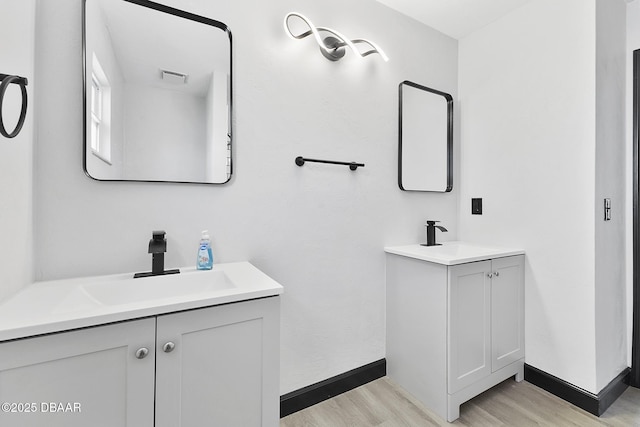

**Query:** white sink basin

left=87, top=269, right=234, bottom=306
left=55, top=269, right=234, bottom=313
left=0, top=262, right=283, bottom=341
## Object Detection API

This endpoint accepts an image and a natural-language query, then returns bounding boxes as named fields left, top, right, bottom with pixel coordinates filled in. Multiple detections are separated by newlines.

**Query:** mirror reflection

left=83, top=0, right=232, bottom=184
left=398, top=81, right=453, bottom=192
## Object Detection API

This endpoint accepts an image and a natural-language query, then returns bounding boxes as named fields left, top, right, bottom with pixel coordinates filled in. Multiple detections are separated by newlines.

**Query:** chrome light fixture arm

left=284, top=12, right=388, bottom=62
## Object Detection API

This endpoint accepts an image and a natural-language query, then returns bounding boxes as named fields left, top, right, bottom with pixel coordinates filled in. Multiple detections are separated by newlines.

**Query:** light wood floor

left=280, top=377, right=640, bottom=426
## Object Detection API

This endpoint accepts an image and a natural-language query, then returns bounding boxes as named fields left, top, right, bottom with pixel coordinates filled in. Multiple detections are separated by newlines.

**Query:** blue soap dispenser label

left=197, top=230, right=214, bottom=270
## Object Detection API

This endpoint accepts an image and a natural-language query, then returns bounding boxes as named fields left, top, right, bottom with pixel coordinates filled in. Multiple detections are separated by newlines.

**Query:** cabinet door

left=0, top=318, right=156, bottom=427
left=155, top=297, right=280, bottom=427
left=448, top=260, right=492, bottom=394
left=491, top=255, right=525, bottom=372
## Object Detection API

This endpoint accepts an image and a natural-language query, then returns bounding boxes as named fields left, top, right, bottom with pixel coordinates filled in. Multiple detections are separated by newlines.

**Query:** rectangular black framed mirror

left=83, top=0, right=232, bottom=184
left=398, top=81, right=453, bottom=192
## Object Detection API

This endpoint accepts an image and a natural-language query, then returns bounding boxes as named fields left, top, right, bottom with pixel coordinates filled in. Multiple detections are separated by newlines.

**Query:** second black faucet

left=422, top=221, right=448, bottom=247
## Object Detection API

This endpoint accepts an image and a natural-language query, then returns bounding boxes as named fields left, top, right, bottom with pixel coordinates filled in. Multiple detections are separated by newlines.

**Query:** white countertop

left=0, top=262, right=283, bottom=342
left=384, top=241, right=524, bottom=265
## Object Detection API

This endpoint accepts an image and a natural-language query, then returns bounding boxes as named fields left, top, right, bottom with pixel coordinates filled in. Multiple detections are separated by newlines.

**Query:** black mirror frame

left=398, top=80, right=453, bottom=193
left=82, top=0, right=233, bottom=185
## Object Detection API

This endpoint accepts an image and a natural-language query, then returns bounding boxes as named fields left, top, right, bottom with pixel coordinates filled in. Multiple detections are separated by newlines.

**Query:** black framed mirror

left=83, top=0, right=232, bottom=184
left=398, top=81, right=453, bottom=192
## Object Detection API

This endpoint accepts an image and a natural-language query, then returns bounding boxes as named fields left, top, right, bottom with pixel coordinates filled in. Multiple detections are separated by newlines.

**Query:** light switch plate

left=472, top=198, right=482, bottom=215
left=604, top=198, right=611, bottom=221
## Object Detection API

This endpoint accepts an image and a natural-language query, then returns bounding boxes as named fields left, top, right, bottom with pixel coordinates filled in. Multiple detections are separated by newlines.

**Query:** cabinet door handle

left=487, top=273, right=493, bottom=278
left=494, top=271, right=500, bottom=277
left=135, top=347, right=149, bottom=359
left=163, top=342, right=176, bottom=353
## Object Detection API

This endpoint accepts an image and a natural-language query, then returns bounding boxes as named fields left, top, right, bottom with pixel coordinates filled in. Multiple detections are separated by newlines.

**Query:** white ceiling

left=376, top=0, right=638, bottom=39
left=374, top=0, right=532, bottom=39
left=93, top=0, right=229, bottom=96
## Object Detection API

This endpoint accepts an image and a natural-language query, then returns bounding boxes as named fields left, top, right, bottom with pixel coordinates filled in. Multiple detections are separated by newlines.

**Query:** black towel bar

left=295, top=156, right=365, bottom=171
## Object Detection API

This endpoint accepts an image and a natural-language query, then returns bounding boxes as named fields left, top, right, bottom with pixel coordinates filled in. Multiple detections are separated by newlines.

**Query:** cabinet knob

left=135, top=347, right=149, bottom=359
left=163, top=342, right=176, bottom=353
left=494, top=271, right=500, bottom=277
left=487, top=273, right=493, bottom=278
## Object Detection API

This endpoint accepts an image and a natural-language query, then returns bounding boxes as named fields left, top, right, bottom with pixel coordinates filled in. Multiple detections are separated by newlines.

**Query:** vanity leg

left=447, top=400, right=460, bottom=422
left=515, top=365, right=524, bottom=382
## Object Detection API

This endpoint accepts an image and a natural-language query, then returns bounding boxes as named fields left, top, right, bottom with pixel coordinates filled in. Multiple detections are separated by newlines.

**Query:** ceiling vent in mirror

left=161, top=70, right=188, bottom=84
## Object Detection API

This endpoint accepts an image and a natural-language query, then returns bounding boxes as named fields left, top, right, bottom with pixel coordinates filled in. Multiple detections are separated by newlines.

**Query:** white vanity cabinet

left=447, top=256, right=525, bottom=394
left=0, top=317, right=156, bottom=426
left=385, top=243, right=524, bottom=422
left=155, top=297, right=280, bottom=427
left=0, top=297, right=280, bottom=427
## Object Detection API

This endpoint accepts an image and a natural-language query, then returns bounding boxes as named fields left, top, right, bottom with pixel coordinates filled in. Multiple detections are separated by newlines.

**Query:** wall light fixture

left=284, top=12, right=388, bottom=62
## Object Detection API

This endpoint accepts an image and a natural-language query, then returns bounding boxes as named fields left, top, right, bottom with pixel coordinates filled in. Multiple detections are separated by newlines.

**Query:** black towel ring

left=0, top=74, right=28, bottom=139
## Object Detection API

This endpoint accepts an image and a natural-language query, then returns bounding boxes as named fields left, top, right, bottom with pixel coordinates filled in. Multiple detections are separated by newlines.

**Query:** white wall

left=122, top=83, right=207, bottom=182
left=205, top=71, right=230, bottom=183
left=33, top=0, right=458, bottom=394
left=594, top=0, right=627, bottom=392
left=0, top=0, right=35, bottom=300
left=459, top=0, right=629, bottom=394
left=459, top=0, right=599, bottom=392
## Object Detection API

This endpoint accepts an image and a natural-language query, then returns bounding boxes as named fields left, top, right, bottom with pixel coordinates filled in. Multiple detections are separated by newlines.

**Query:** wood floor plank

left=281, top=376, right=640, bottom=426
left=599, top=386, right=640, bottom=427
left=366, top=378, right=443, bottom=426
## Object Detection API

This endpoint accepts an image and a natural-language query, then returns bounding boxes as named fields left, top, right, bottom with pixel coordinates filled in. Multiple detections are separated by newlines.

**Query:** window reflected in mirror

left=90, top=53, right=111, bottom=164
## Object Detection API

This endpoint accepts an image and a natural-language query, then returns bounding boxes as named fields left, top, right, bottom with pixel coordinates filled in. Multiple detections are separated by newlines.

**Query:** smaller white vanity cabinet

left=0, top=262, right=282, bottom=427
left=385, top=243, right=524, bottom=422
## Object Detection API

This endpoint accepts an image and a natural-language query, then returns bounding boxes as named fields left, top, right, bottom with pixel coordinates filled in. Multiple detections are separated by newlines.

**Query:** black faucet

left=422, top=221, right=448, bottom=246
left=149, top=230, right=167, bottom=275
left=134, top=230, right=180, bottom=278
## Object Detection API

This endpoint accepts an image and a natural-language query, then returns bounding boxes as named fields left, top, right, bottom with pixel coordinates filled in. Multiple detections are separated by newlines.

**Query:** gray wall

left=595, top=0, right=627, bottom=393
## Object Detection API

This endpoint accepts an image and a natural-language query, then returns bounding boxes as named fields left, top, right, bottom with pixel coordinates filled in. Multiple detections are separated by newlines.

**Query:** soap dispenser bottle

left=196, top=230, right=214, bottom=270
